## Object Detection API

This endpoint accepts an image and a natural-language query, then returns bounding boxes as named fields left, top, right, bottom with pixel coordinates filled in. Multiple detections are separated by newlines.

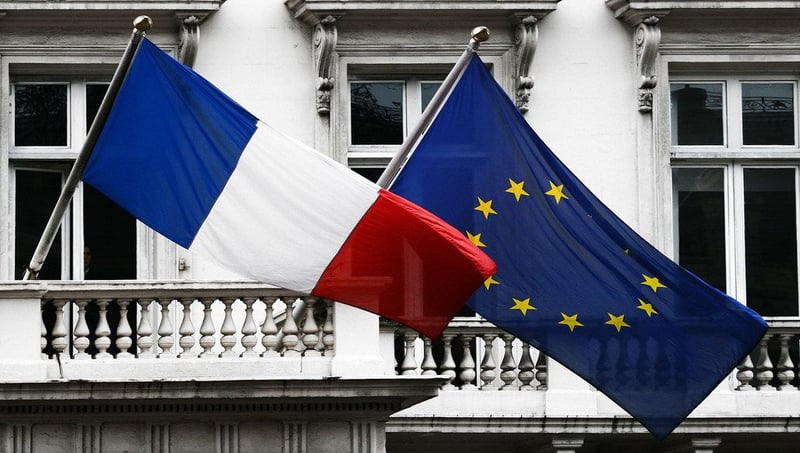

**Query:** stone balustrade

left=388, top=318, right=800, bottom=392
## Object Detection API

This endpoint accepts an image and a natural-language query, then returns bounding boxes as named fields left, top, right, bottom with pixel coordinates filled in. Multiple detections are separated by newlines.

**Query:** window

left=348, top=75, right=443, bottom=182
left=10, top=77, right=137, bottom=280
left=670, top=75, right=800, bottom=317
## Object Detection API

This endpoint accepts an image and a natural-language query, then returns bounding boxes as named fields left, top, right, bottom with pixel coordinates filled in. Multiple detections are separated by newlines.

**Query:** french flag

left=82, top=39, right=495, bottom=338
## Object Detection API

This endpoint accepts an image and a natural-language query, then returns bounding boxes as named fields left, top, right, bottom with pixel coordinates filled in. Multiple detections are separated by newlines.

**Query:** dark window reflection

left=83, top=184, right=136, bottom=280
left=744, top=168, right=798, bottom=316
left=351, top=82, right=403, bottom=145
left=352, top=167, right=385, bottom=183
left=673, top=168, right=726, bottom=293
left=15, top=169, right=63, bottom=279
left=14, top=84, right=68, bottom=147
left=742, top=83, right=795, bottom=146
left=421, top=82, right=442, bottom=113
left=671, top=83, right=724, bottom=145
left=86, top=83, right=110, bottom=133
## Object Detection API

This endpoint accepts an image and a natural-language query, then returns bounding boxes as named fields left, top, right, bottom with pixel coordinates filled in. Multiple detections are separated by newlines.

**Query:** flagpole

left=377, top=26, right=490, bottom=189
left=22, top=16, right=152, bottom=280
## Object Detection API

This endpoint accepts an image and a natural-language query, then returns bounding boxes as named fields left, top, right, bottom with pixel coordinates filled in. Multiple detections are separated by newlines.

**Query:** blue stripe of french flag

left=82, top=39, right=496, bottom=338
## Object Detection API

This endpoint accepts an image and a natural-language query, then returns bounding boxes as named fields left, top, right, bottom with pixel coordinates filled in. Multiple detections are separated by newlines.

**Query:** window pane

left=86, top=83, right=109, bottom=133
left=15, top=170, right=63, bottom=279
left=83, top=184, right=136, bottom=279
left=352, top=167, right=385, bottom=183
left=351, top=82, right=403, bottom=145
left=14, top=84, right=68, bottom=147
left=671, top=83, right=724, bottom=146
left=744, top=168, right=798, bottom=316
left=421, top=82, right=442, bottom=113
left=673, top=168, right=726, bottom=293
left=742, top=83, right=795, bottom=146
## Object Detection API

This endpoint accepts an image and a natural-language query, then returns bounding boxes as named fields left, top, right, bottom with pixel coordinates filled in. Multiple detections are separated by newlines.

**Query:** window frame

left=663, top=58, right=800, bottom=318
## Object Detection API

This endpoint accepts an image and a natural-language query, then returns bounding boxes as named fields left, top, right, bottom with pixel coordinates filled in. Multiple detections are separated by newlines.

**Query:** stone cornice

left=0, top=377, right=446, bottom=419
left=286, top=0, right=561, bottom=25
left=606, top=0, right=800, bottom=24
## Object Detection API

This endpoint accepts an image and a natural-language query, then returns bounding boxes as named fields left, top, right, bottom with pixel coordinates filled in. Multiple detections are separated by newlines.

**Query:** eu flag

left=388, top=54, right=768, bottom=439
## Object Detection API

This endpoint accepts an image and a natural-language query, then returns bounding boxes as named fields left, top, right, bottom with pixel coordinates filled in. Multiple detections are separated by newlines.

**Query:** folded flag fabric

left=388, top=53, right=768, bottom=438
left=82, top=38, right=496, bottom=339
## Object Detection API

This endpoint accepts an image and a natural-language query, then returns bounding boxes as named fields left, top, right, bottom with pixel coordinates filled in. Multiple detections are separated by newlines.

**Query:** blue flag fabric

left=389, top=54, right=768, bottom=439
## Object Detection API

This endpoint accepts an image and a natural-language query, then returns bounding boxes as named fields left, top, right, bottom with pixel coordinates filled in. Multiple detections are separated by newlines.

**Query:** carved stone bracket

left=314, top=16, right=338, bottom=115
left=635, top=16, right=661, bottom=113
left=514, top=16, right=539, bottom=114
left=177, top=15, right=202, bottom=67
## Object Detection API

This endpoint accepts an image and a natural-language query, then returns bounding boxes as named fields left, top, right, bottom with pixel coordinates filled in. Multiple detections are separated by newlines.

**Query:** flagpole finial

left=471, top=26, right=490, bottom=43
left=134, top=15, right=153, bottom=31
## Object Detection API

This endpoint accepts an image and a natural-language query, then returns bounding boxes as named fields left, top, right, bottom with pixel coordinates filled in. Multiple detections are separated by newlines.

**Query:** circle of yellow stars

left=467, top=176, right=665, bottom=334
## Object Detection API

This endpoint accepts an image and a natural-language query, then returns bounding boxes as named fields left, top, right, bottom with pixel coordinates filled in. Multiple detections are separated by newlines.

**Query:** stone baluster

left=41, top=304, right=47, bottom=359
left=178, top=298, right=196, bottom=358
left=137, top=299, right=155, bottom=358
left=322, top=300, right=335, bottom=356
left=240, top=297, right=259, bottom=358
left=479, top=334, right=498, bottom=389
left=281, top=298, right=301, bottom=356
left=116, top=299, right=134, bottom=359
left=518, top=343, right=536, bottom=390
left=754, top=334, right=775, bottom=390
left=261, top=297, right=279, bottom=357
left=736, top=354, right=755, bottom=390
left=458, top=334, right=477, bottom=390
left=440, top=333, right=457, bottom=389
left=499, top=334, right=518, bottom=390
left=535, top=350, right=548, bottom=390
left=50, top=299, right=69, bottom=357
left=399, top=331, right=419, bottom=375
left=157, top=299, right=175, bottom=357
left=219, top=298, right=238, bottom=358
left=776, top=334, right=797, bottom=391
left=73, top=299, right=91, bottom=359
left=301, top=297, right=320, bottom=356
left=199, top=298, right=217, bottom=358
left=420, top=336, right=438, bottom=376
left=94, top=299, right=112, bottom=359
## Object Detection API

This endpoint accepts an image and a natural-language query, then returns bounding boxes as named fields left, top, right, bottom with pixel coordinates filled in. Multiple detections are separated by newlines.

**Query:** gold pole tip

left=134, top=15, right=153, bottom=31
left=471, top=26, right=490, bottom=42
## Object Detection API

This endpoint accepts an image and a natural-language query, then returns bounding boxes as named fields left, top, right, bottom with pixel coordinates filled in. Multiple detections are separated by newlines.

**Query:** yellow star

left=466, top=231, right=486, bottom=248
left=636, top=298, right=658, bottom=317
left=483, top=275, right=500, bottom=290
left=641, top=274, right=667, bottom=293
left=605, top=313, right=631, bottom=332
left=505, top=178, right=530, bottom=202
left=510, top=297, right=536, bottom=316
left=545, top=181, right=569, bottom=204
left=474, top=197, right=497, bottom=219
left=558, top=312, right=584, bottom=332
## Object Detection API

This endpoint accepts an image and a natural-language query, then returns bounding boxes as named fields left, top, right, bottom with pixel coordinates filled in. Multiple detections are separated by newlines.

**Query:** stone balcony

left=0, top=281, right=798, bottom=450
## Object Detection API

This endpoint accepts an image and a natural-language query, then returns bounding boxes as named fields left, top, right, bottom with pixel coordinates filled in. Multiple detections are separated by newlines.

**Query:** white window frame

left=334, top=54, right=507, bottom=171
left=1, top=55, right=178, bottom=280
left=664, top=62, right=800, bottom=318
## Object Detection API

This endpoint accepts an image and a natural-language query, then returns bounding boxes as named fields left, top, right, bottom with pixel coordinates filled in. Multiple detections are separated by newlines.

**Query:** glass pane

left=14, top=84, right=68, bottom=147
left=83, top=184, right=136, bottom=280
left=421, top=82, right=442, bottom=113
left=671, top=83, right=724, bottom=145
left=672, top=168, right=726, bottom=292
left=351, top=82, right=403, bottom=145
left=15, top=170, right=63, bottom=279
left=742, top=83, right=795, bottom=146
left=352, top=167, right=385, bottom=183
left=86, top=83, right=110, bottom=133
left=744, top=168, right=798, bottom=316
